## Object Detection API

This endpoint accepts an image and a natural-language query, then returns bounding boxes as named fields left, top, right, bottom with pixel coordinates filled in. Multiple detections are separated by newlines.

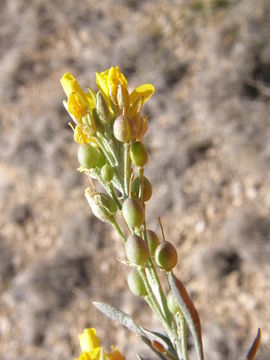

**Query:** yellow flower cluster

left=76, top=328, right=125, bottom=360
left=60, top=66, right=154, bottom=145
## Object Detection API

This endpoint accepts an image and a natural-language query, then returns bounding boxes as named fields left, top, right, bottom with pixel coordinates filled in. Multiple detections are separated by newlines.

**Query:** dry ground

left=0, top=0, right=270, bottom=359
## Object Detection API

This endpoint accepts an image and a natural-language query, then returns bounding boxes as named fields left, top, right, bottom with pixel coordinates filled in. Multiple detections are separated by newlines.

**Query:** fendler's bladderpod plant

left=60, top=67, right=261, bottom=360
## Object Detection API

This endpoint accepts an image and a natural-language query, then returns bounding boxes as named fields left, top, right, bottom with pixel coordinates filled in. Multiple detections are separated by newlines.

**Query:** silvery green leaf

left=246, top=328, right=261, bottom=360
left=93, top=301, right=144, bottom=336
left=168, top=272, right=204, bottom=360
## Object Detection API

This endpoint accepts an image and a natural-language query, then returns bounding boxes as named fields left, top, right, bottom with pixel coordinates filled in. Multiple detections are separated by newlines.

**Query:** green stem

left=95, top=134, right=115, bottom=167
left=124, top=142, right=131, bottom=198
left=111, top=219, right=126, bottom=244
left=108, top=183, right=122, bottom=210
left=176, top=313, right=188, bottom=360
left=139, top=167, right=144, bottom=203
left=140, top=268, right=182, bottom=359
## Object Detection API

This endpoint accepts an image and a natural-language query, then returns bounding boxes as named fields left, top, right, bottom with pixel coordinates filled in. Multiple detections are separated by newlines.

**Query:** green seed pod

left=122, top=197, right=144, bottom=228
left=146, top=230, right=160, bottom=257
left=85, top=189, right=117, bottom=222
left=78, top=144, right=105, bottom=169
left=155, top=241, right=178, bottom=271
left=167, top=291, right=181, bottom=314
left=101, top=163, right=114, bottom=183
left=125, top=234, right=149, bottom=265
left=127, top=268, right=147, bottom=296
left=113, top=115, right=131, bottom=142
left=130, top=141, right=148, bottom=167
left=132, top=176, right=152, bottom=202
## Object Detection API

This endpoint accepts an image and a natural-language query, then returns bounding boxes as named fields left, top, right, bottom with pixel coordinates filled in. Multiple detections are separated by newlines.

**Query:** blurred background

left=0, top=0, right=270, bottom=359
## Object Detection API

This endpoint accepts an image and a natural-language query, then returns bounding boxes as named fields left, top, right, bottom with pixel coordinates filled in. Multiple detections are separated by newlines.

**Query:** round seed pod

left=101, top=163, right=114, bottom=183
left=122, top=197, right=144, bottom=228
left=155, top=241, right=178, bottom=271
left=146, top=230, right=160, bottom=257
left=132, top=176, right=152, bottom=202
left=130, top=141, right=148, bottom=167
left=167, top=291, right=181, bottom=314
left=127, top=268, right=147, bottom=296
left=113, top=115, right=131, bottom=142
left=125, top=234, right=149, bottom=265
left=78, top=144, right=105, bottom=169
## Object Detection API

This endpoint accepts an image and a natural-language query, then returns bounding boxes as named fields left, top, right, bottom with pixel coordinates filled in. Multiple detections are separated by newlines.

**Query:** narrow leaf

left=246, top=328, right=261, bottom=360
left=142, top=328, right=177, bottom=359
left=168, top=273, right=204, bottom=360
left=93, top=301, right=144, bottom=336
left=141, top=336, right=169, bottom=360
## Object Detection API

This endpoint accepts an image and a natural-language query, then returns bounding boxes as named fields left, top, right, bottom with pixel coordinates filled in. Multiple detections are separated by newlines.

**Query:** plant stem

left=111, top=219, right=126, bottom=244
left=176, top=313, right=188, bottom=360
left=124, top=142, right=131, bottom=198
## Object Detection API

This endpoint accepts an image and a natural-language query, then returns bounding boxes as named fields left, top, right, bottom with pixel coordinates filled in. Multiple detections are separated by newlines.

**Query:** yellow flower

left=106, top=346, right=125, bottom=360
left=68, top=92, right=88, bottom=121
left=129, top=83, right=155, bottom=105
left=96, top=67, right=154, bottom=113
left=96, top=66, right=128, bottom=105
left=60, top=73, right=85, bottom=98
left=79, top=328, right=100, bottom=353
left=76, top=352, right=92, bottom=360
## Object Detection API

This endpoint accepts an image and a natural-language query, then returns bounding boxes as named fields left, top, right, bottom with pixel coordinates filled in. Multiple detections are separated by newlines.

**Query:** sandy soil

left=0, top=0, right=270, bottom=359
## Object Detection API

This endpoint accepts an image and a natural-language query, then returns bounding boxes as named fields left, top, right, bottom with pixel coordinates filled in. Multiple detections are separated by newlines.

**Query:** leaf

left=246, top=328, right=261, bottom=360
left=168, top=273, right=204, bottom=360
left=142, top=328, right=177, bottom=359
left=93, top=301, right=144, bottom=336
left=141, top=336, right=169, bottom=360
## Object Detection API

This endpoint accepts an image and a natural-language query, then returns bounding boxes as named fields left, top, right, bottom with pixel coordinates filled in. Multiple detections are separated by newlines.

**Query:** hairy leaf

left=168, top=273, right=204, bottom=360
left=93, top=301, right=144, bottom=336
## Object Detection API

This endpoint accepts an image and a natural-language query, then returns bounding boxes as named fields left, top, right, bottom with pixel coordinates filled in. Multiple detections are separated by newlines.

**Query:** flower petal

left=60, top=73, right=84, bottom=98
left=79, top=328, right=100, bottom=353
left=96, top=69, right=110, bottom=102
left=130, top=84, right=155, bottom=105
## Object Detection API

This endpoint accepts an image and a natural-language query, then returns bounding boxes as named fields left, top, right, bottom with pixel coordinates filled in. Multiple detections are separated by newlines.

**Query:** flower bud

left=96, top=91, right=112, bottom=124
left=117, top=84, right=129, bottom=111
left=78, top=144, right=105, bottom=169
left=101, top=163, right=114, bottom=183
left=167, top=291, right=181, bottom=314
left=125, top=234, right=149, bottom=265
left=85, top=189, right=117, bottom=222
left=122, top=197, right=144, bottom=228
left=130, top=141, right=148, bottom=167
left=127, top=268, right=147, bottom=296
left=155, top=241, right=178, bottom=271
left=131, top=176, right=152, bottom=202
left=146, top=230, right=160, bottom=257
left=113, top=115, right=131, bottom=142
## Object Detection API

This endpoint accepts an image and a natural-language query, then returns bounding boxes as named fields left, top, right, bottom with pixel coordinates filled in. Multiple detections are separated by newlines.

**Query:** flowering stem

left=141, top=267, right=182, bottom=359
left=108, top=183, right=122, bottom=210
left=111, top=219, right=126, bottom=244
left=124, top=142, right=131, bottom=198
left=176, top=313, right=188, bottom=360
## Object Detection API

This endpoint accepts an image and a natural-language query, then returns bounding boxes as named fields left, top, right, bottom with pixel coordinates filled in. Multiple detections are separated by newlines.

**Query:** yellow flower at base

left=79, top=328, right=100, bottom=353
left=75, top=328, right=125, bottom=360
left=106, top=346, right=125, bottom=360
